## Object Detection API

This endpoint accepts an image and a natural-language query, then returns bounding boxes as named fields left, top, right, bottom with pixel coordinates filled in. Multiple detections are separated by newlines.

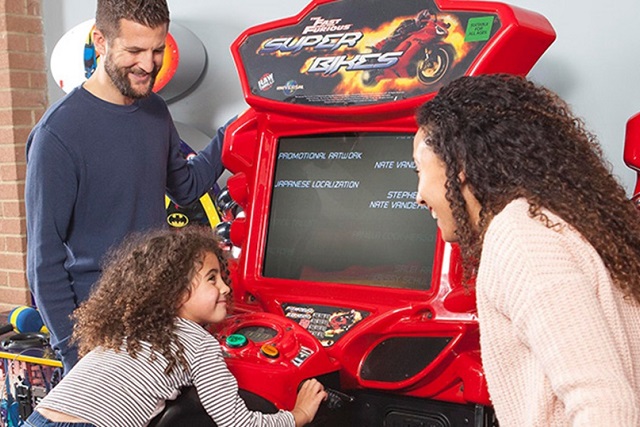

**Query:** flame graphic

left=329, top=14, right=470, bottom=95
left=441, top=14, right=472, bottom=62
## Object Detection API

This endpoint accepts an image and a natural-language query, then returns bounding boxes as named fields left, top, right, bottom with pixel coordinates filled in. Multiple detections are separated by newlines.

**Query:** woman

left=413, top=74, right=640, bottom=426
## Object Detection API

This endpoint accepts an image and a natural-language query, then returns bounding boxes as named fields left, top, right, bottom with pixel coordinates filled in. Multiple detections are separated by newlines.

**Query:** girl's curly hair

left=72, top=226, right=229, bottom=375
left=416, top=74, right=640, bottom=303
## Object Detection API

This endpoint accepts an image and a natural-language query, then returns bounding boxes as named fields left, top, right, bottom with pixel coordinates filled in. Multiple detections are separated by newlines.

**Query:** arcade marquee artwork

left=149, top=0, right=556, bottom=426
left=233, top=0, right=554, bottom=116
left=242, top=1, right=497, bottom=106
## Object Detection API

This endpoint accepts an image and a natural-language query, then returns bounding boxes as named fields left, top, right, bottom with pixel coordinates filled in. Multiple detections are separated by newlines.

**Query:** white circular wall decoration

left=50, top=19, right=207, bottom=103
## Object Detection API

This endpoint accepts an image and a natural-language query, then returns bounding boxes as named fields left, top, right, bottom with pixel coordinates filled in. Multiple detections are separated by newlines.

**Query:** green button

left=226, top=334, right=248, bottom=348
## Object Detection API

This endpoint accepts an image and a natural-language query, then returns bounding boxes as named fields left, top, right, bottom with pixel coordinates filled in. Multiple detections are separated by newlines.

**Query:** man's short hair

left=95, top=0, right=170, bottom=40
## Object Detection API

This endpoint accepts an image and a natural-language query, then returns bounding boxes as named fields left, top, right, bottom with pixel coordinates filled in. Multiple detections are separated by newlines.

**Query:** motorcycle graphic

left=362, top=10, right=455, bottom=86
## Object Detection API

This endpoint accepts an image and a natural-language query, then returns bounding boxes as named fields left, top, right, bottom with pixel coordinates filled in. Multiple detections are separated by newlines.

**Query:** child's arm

left=290, top=379, right=327, bottom=427
left=190, top=331, right=326, bottom=427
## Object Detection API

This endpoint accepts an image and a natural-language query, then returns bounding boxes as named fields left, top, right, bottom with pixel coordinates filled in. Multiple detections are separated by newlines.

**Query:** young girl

left=26, top=227, right=326, bottom=427
left=413, top=74, right=640, bottom=425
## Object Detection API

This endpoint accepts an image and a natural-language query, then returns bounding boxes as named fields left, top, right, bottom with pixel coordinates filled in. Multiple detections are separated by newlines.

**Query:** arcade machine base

left=149, top=383, right=497, bottom=427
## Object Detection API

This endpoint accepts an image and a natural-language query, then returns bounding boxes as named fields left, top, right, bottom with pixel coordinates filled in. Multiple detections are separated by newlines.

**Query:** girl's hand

left=291, top=379, right=327, bottom=427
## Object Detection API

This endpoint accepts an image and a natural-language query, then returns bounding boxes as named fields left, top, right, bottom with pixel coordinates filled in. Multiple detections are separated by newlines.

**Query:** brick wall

left=0, top=0, right=46, bottom=311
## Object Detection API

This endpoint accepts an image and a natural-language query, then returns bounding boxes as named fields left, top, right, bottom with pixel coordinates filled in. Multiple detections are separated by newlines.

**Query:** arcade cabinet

left=625, top=112, right=640, bottom=208
left=154, top=0, right=555, bottom=425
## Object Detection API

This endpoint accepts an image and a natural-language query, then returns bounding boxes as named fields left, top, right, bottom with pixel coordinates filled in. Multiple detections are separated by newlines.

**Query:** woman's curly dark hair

left=416, top=74, right=640, bottom=303
left=72, top=226, right=230, bottom=375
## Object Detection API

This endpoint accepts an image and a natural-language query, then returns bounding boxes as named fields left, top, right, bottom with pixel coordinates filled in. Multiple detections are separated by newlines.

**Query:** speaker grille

left=360, top=337, right=451, bottom=382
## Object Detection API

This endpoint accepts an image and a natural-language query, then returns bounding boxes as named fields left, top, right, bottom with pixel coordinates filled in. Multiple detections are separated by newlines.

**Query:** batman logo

left=167, top=213, right=189, bottom=228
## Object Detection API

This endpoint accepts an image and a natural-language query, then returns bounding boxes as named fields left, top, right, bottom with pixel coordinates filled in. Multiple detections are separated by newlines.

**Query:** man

left=25, top=0, right=227, bottom=374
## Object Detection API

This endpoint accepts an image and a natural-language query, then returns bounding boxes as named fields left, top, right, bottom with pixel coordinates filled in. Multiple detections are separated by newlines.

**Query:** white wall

left=42, top=0, right=640, bottom=195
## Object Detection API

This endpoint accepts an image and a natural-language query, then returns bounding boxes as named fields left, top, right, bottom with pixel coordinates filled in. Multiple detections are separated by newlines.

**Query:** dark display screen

left=263, top=133, right=438, bottom=290
left=235, top=326, right=278, bottom=343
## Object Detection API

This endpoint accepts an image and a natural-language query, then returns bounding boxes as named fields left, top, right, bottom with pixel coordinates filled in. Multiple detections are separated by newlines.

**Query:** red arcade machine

left=154, top=1, right=555, bottom=426
left=625, top=113, right=640, bottom=209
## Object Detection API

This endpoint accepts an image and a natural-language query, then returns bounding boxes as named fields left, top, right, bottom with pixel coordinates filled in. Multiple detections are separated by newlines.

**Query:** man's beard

left=104, top=54, right=158, bottom=99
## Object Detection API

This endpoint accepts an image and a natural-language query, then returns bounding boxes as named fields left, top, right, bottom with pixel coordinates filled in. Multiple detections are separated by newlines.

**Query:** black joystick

left=297, top=380, right=355, bottom=410
left=324, top=387, right=354, bottom=410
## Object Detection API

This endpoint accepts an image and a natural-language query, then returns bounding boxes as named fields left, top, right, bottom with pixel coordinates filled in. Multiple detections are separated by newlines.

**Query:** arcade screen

left=264, top=132, right=438, bottom=290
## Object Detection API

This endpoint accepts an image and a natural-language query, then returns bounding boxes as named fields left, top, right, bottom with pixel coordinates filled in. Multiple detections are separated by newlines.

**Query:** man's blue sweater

left=25, top=86, right=225, bottom=365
